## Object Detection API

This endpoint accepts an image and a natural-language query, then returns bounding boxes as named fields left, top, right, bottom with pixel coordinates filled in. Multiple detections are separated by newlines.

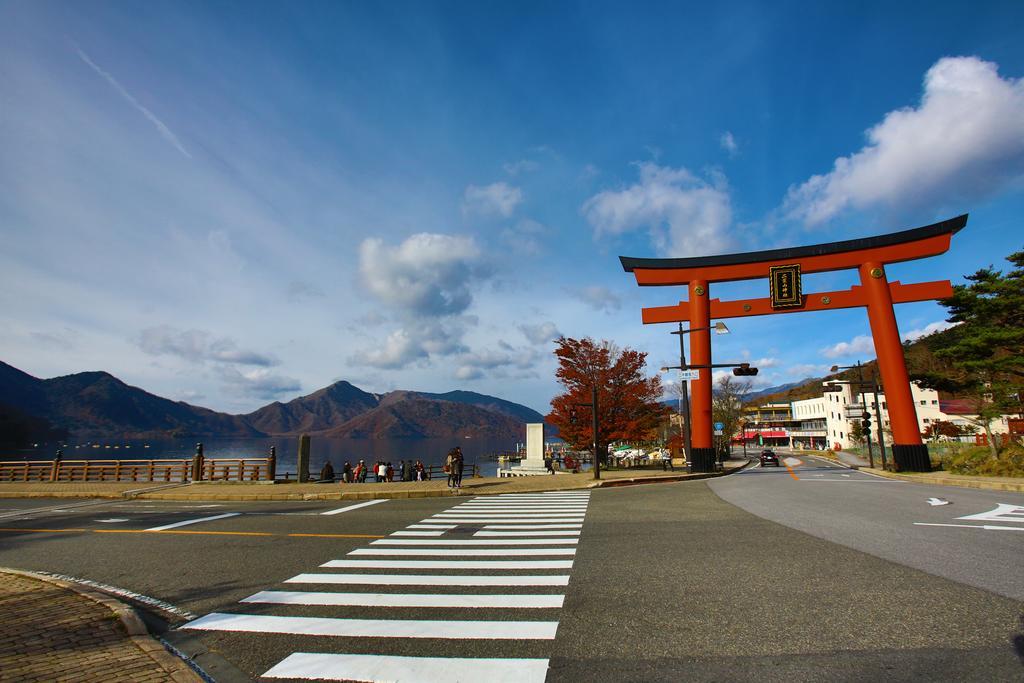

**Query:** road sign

left=714, top=422, right=724, bottom=430
left=714, top=430, right=723, bottom=436
left=678, top=369, right=700, bottom=380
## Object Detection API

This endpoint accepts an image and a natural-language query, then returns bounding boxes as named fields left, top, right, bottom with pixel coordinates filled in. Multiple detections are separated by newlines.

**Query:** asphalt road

left=710, top=453, right=1024, bottom=601
left=0, top=470, right=1021, bottom=682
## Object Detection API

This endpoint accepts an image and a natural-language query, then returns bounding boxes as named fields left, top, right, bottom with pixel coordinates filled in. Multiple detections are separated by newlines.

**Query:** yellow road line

left=0, top=527, right=384, bottom=539
left=786, top=464, right=800, bottom=480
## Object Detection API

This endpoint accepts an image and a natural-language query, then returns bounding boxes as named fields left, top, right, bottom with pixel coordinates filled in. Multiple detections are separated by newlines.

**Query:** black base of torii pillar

left=689, top=448, right=717, bottom=473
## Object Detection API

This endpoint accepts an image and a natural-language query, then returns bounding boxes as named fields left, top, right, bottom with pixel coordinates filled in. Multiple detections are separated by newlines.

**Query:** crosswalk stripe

left=348, top=547, right=576, bottom=557
left=371, top=538, right=579, bottom=545
left=390, top=530, right=446, bottom=536
left=242, top=590, right=565, bottom=609
left=183, top=613, right=559, bottom=639
left=435, top=512, right=585, bottom=517
left=475, top=530, right=581, bottom=537
left=284, top=573, right=571, bottom=586
left=407, top=524, right=457, bottom=529
left=263, top=652, right=550, bottom=682
left=483, top=528, right=581, bottom=532
left=432, top=517, right=584, bottom=523
left=320, top=559, right=574, bottom=569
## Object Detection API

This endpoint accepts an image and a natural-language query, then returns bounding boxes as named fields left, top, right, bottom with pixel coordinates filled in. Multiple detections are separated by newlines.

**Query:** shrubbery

left=940, top=444, right=1024, bottom=477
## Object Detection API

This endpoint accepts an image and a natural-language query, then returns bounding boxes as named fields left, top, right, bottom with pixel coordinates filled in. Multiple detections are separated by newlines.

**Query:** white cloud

left=358, top=233, right=482, bottom=317
left=348, top=328, right=428, bottom=369
left=567, top=285, right=622, bottom=313
left=820, top=334, right=875, bottom=359
left=76, top=48, right=191, bottom=159
left=720, top=131, right=738, bottom=157
left=217, top=367, right=301, bottom=400
left=581, top=162, right=733, bottom=256
left=453, top=346, right=543, bottom=381
left=499, top=218, right=548, bottom=256
left=785, top=56, right=1024, bottom=225
left=138, top=325, right=278, bottom=366
left=462, top=182, right=523, bottom=218
left=519, top=321, right=562, bottom=345
left=902, top=319, right=959, bottom=342
left=502, top=159, right=539, bottom=176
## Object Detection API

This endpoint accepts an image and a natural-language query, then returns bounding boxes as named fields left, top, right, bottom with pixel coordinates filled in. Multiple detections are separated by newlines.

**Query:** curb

left=591, top=463, right=750, bottom=488
left=859, top=468, right=1024, bottom=492
left=0, top=567, right=205, bottom=682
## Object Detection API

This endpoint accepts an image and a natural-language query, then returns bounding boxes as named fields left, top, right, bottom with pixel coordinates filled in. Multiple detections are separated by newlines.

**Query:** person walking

left=662, top=450, right=674, bottom=471
left=386, top=462, right=394, bottom=482
left=357, top=460, right=367, bottom=483
left=453, top=446, right=465, bottom=489
left=342, top=461, right=352, bottom=483
left=415, top=460, right=425, bottom=481
left=445, top=449, right=457, bottom=488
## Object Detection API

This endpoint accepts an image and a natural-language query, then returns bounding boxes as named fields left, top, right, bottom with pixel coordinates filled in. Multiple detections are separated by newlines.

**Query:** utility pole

left=854, top=361, right=875, bottom=469
left=591, top=383, right=601, bottom=480
left=674, top=322, right=693, bottom=464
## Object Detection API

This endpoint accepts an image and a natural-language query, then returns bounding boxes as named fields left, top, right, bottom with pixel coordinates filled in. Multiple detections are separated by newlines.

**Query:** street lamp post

left=831, top=362, right=875, bottom=468
left=668, top=321, right=729, bottom=468
left=827, top=365, right=889, bottom=470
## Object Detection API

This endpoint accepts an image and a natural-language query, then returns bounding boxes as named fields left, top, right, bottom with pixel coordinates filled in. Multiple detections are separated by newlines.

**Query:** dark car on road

left=760, top=449, right=780, bottom=467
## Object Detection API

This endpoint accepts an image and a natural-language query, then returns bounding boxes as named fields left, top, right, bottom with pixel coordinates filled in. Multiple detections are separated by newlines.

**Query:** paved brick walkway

left=0, top=572, right=199, bottom=682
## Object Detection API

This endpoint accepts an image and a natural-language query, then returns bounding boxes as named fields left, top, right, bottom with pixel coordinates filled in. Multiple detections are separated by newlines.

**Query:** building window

left=931, top=400, right=938, bottom=405
left=923, top=418, right=930, bottom=423
left=840, top=432, right=844, bottom=439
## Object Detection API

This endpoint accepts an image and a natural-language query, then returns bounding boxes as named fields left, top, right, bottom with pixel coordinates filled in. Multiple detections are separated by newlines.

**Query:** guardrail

left=0, top=457, right=273, bottom=483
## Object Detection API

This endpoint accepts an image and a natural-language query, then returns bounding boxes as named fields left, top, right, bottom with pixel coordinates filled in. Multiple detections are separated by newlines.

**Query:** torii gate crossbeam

left=620, top=214, right=967, bottom=473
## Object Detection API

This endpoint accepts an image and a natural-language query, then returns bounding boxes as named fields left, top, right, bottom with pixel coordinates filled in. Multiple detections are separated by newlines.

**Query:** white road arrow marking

left=95, top=518, right=129, bottom=523
left=926, top=498, right=950, bottom=506
left=956, top=503, right=1024, bottom=523
left=914, top=522, right=1024, bottom=532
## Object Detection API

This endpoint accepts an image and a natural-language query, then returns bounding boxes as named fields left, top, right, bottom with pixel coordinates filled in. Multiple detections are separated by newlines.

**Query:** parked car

left=760, top=449, right=780, bottom=467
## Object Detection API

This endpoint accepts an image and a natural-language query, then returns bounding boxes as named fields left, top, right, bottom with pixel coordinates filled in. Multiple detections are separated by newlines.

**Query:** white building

left=800, top=381, right=1013, bottom=451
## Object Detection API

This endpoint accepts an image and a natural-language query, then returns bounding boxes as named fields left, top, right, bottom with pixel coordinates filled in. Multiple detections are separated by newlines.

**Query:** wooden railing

left=201, top=458, right=271, bottom=481
left=52, top=459, right=192, bottom=482
left=0, top=457, right=273, bottom=483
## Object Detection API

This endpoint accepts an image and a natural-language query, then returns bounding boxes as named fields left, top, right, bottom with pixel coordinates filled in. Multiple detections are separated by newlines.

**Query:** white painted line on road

left=320, top=500, right=389, bottom=516
left=285, top=573, right=571, bottom=586
left=483, top=524, right=582, bottom=530
left=434, top=513, right=586, bottom=518
left=926, top=498, right=951, bottom=506
left=407, top=524, right=457, bottom=530
left=145, top=512, right=240, bottom=531
left=956, top=503, right=1024, bottom=523
left=242, top=590, right=565, bottom=609
left=183, top=613, right=559, bottom=639
left=431, top=517, right=585, bottom=524
left=348, top=547, right=576, bottom=557
left=475, top=530, right=582, bottom=537
left=263, top=652, right=550, bottom=682
left=914, top=522, right=1024, bottom=532
left=390, top=530, right=446, bottom=536
left=372, top=538, right=579, bottom=545
left=95, top=518, right=129, bottom=523
left=321, top=559, right=574, bottom=570
left=454, top=505, right=589, bottom=510
left=793, top=479, right=905, bottom=483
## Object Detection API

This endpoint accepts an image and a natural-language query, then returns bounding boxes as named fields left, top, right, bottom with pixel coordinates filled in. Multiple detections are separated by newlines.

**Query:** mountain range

left=0, top=360, right=546, bottom=445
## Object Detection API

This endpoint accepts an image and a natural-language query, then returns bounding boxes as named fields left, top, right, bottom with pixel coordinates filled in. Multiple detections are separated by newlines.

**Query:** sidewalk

left=0, top=569, right=200, bottom=682
left=810, top=450, right=1024, bottom=492
left=0, top=460, right=750, bottom=501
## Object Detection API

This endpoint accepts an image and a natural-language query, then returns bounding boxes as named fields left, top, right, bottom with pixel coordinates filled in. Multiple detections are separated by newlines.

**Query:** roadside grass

left=936, top=444, right=1024, bottom=477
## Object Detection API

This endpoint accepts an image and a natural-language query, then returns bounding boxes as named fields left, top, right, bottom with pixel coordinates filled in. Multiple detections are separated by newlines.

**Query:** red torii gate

left=620, top=214, right=966, bottom=473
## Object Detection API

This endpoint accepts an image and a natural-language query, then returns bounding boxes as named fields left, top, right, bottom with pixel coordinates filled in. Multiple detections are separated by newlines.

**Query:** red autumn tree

left=547, top=337, right=668, bottom=462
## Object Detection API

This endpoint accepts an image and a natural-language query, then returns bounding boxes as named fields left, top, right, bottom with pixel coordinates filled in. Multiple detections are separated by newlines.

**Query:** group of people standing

left=320, top=459, right=429, bottom=483
left=444, top=446, right=464, bottom=489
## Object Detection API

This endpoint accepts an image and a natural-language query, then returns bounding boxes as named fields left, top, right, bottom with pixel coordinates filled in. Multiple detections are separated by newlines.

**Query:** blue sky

left=2, top=1, right=1023, bottom=414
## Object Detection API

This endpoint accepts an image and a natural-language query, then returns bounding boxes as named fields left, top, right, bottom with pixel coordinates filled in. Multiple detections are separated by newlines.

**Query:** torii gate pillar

left=688, top=279, right=715, bottom=472
left=621, top=215, right=967, bottom=473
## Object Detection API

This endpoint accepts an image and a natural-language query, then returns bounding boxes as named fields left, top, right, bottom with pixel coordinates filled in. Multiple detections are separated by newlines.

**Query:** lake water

left=10, top=436, right=521, bottom=477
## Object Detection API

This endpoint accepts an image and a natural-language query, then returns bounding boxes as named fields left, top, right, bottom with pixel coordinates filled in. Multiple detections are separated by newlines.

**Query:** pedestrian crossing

left=182, top=490, right=592, bottom=681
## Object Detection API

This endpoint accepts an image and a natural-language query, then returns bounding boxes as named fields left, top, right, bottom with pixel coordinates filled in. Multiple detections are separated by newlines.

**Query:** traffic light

left=733, top=363, right=758, bottom=376
left=861, top=415, right=871, bottom=430
left=569, top=408, right=578, bottom=425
